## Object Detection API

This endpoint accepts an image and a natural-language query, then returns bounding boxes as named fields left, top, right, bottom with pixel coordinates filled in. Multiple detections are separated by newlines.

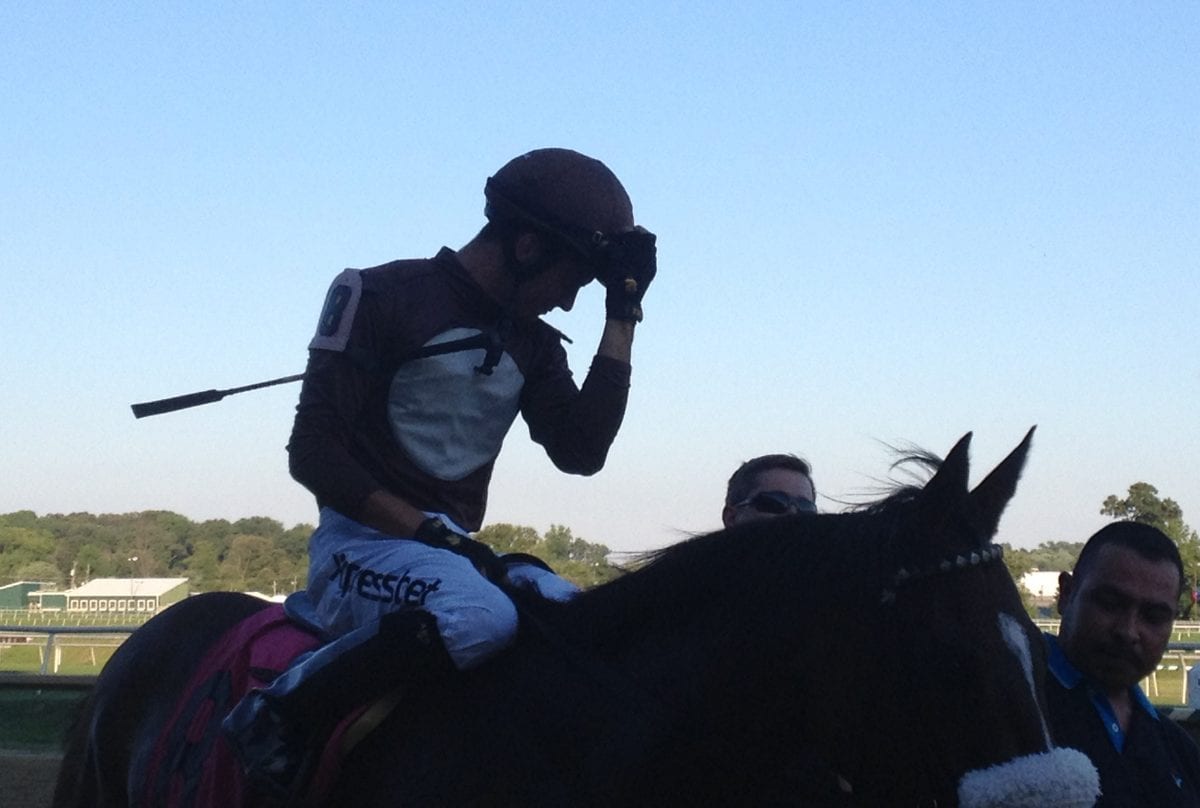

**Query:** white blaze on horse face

left=997, top=612, right=1052, bottom=748
left=954, top=615, right=1101, bottom=808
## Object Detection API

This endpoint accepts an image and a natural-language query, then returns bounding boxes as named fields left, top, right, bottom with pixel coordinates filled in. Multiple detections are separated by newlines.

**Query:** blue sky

left=2, top=3, right=1196, bottom=555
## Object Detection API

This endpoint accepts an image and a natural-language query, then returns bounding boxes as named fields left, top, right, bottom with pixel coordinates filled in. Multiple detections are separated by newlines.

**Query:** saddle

left=139, top=604, right=386, bottom=808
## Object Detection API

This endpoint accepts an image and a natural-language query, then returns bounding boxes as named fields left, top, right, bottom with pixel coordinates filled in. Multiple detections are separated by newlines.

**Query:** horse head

left=801, top=428, right=1099, bottom=806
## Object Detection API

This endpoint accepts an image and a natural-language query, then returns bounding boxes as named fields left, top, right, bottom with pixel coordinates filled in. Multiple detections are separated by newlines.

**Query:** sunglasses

left=734, top=490, right=817, bottom=515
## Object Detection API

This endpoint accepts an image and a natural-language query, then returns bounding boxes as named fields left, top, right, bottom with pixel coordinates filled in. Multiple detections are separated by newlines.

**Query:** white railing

left=0, top=625, right=138, bottom=675
left=9, top=619, right=1200, bottom=696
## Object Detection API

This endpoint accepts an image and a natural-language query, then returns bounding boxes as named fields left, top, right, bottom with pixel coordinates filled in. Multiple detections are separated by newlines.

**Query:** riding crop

left=130, top=373, right=304, bottom=418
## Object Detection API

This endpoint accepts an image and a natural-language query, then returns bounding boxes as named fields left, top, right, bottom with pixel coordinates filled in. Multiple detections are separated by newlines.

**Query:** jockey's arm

left=521, top=318, right=634, bottom=476
left=597, top=318, right=634, bottom=363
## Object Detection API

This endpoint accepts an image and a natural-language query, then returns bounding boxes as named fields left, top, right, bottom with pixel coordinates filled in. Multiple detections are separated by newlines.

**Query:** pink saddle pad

left=140, top=604, right=333, bottom=807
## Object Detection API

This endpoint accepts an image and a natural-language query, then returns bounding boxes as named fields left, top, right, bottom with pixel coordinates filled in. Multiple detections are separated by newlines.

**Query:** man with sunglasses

left=722, top=453, right=817, bottom=528
left=223, top=148, right=657, bottom=801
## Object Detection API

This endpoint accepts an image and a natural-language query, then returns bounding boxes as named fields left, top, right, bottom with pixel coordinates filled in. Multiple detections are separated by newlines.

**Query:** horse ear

left=910, top=432, right=973, bottom=548
left=967, top=426, right=1035, bottom=540
left=923, top=432, right=973, bottom=501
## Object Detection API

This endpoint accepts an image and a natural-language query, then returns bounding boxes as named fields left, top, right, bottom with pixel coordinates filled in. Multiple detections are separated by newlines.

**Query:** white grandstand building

left=26, top=577, right=189, bottom=615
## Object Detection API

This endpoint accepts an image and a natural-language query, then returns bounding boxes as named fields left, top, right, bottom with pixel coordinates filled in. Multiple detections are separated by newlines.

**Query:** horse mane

left=535, top=496, right=915, bottom=654
left=518, top=447, right=952, bottom=655
left=831, top=443, right=938, bottom=513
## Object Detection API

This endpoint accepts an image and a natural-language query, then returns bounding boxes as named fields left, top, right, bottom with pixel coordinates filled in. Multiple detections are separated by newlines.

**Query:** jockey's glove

left=600, top=226, right=656, bottom=323
left=414, top=517, right=508, bottom=585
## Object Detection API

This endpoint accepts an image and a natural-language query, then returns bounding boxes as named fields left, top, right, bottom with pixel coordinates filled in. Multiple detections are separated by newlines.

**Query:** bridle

left=854, top=540, right=1010, bottom=806
left=880, top=542, right=1005, bottom=606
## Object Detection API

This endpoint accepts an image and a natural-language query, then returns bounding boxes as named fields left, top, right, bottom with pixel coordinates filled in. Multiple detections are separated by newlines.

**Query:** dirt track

left=0, top=751, right=59, bottom=808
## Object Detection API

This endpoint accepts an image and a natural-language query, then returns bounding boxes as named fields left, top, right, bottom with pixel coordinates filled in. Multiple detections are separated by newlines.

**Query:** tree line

left=0, top=511, right=623, bottom=595
left=1002, top=482, right=1199, bottom=616
left=3, top=481, right=1192, bottom=609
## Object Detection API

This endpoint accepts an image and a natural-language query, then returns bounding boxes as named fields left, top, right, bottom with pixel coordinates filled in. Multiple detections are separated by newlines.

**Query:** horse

left=54, top=430, right=1099, bottom=807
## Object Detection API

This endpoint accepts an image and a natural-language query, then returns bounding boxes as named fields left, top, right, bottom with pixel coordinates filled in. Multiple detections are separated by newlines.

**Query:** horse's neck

left=544, top=533, right=866, bottom=739
left=561, top=527, right=876, bottom=667
left=499, top=529, right=892, bottom=801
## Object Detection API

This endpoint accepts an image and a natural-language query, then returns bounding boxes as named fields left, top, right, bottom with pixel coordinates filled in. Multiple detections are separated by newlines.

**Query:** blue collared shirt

left=1045, top=633, right=1159, bottom=753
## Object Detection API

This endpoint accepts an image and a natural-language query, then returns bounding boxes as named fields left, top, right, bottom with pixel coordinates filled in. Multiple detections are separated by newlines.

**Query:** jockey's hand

left=414, top=517, right=509, bottom=585
left=601, top=226, right=656, bottom=323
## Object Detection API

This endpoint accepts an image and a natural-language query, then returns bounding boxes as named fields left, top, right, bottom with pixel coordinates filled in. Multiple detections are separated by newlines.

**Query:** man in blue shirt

left=1047, top=521, right=1200, bottom=806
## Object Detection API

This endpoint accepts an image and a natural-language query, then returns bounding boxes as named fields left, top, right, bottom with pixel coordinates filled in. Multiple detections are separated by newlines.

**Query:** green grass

left=0, top=688, right=88, bottom=752
left=1145, top=661, right=1199, bottom=707
left=0, top=644, right=119, bottom=675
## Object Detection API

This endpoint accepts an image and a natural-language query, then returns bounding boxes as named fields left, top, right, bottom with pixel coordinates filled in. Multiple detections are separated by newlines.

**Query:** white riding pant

left=284, top=507, right=579, bottom=670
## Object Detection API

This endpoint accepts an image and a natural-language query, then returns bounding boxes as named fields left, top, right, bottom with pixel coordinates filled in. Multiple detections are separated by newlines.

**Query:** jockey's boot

left=221, top=608, right=453, bottom=804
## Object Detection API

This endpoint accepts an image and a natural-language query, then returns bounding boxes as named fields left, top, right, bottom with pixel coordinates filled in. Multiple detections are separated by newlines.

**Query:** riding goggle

left=734, top=491, right=818, bottom=515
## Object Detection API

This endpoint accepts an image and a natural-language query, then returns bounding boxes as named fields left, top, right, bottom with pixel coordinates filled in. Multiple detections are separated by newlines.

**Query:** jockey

left=222, top=147, right=656, bottom=800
